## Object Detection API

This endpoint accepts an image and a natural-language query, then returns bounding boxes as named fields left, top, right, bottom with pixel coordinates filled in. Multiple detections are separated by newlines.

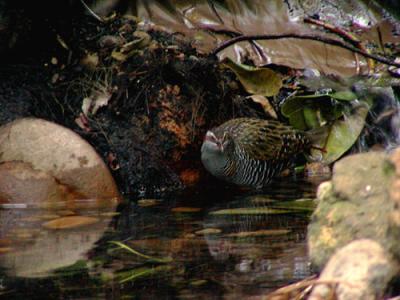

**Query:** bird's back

left=213, top=118, right=309, bottom=187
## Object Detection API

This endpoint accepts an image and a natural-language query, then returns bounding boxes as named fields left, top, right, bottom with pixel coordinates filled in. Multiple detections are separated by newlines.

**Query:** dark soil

left=0, top=3, right=266, bottom=196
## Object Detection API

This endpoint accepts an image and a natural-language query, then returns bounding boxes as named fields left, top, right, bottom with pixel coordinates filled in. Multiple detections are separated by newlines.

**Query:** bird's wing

left=230, top=118, right=307, bottom=161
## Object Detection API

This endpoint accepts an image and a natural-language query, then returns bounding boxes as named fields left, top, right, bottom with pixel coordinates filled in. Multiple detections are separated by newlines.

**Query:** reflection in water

left=204, top=209, right=309, bottom=295
left=0, top=177, right=326, bottom=299
left=0, top=199, right=118, bottom=278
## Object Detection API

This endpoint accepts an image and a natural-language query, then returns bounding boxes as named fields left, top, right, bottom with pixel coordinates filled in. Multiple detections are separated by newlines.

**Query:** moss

left=383, top=159, right=396, bottom=178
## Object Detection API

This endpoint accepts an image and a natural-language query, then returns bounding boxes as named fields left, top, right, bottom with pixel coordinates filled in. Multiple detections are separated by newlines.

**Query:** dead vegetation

left=30, top=15, right=258, bottom=195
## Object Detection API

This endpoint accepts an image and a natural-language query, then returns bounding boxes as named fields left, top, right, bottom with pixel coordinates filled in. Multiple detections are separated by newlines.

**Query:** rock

left=388, top=148, right=400, bottom=257
left=308, top=151, right=399, bottom=270
left=309, top=239, right=399, bottom=300
left=0, top=161, right=70, bottom=204
left=305, top=162, right=331, bottom=176
left=331, top=151, right=389, bottom=201
left=0, top=118, right=120, bottom=200
left=316, top=181, right=333, bottom=202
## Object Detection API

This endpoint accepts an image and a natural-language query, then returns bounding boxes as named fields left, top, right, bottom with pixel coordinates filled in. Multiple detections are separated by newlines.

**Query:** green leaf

left=330, top=90, right=358, bottom=101
left=117, top=265, right=173, bottom=284
left=282, top=95, right=336, bottom=130
left=270, top=198, right=317, bottom=212
left=281, top=94, right=330, bottom=118
left=222, top=57, right=282, bottom=96
left=109, top=241, right=172, bottom=263
left=310, top=102, right=370, bottom=163
left=303, top=107, right=320, bottom=129
left=285, top=110, right=305, bottom=130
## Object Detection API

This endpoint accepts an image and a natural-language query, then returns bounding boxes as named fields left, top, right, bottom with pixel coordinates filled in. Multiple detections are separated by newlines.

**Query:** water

left=0, top=176, right=327, bottom=299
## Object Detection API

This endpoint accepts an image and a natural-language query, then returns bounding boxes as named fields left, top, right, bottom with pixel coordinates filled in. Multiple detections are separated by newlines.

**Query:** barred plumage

left=201, top=118, right=310, bottom=188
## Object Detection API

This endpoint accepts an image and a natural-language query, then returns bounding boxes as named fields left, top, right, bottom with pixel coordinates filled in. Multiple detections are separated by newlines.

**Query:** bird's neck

left=201, top=151, right=230, bottom=178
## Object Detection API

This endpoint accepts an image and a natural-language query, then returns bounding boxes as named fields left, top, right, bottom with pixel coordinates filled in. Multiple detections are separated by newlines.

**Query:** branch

left=304, top=17, right=360, bottom=47
left=304, top=17, right=375, bottom=71
left=212, top=33, right=400, bottom=68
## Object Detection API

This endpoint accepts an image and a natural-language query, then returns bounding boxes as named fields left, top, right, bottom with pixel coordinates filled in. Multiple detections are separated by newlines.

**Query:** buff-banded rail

left=201, top=117, right=312, bottom=188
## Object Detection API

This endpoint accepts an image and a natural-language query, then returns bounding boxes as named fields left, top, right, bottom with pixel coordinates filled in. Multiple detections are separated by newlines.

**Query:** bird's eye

left=204, top=131, right=218, bottom=144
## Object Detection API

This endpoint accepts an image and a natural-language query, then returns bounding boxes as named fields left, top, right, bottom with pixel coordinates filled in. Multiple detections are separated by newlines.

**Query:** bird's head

left=201, top=130, right=231, bottom=154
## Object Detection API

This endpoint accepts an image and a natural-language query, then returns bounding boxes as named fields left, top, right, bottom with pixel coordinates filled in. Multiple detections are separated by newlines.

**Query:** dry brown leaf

left=132, top=1, right=381, bottom=76
left=247, top=95, right=278, bottom=118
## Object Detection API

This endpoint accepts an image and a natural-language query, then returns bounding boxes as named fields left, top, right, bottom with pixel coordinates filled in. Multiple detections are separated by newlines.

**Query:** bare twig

left=196, top=24, right=268, bottom=61
left=212, top=33, right=400, bottom=68
left=304, top=17, right=374, bottom=72
left=207, top=0, right=224, bottom=25
left=80, top=0, right=104, bottom=22
left=304, top=17, right=360, bottom=47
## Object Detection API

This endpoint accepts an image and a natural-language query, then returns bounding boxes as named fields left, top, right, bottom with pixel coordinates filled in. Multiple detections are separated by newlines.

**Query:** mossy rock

left=308, top=151, right=399, bottom=270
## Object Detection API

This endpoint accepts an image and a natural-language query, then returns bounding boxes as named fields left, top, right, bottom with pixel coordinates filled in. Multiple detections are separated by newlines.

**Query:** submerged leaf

left=195, top=228, right=221, bottom=235
left=225, top=229, right=290, bottom=238
left=109, top=241, right=172, bottom=263
left=222, top=57, right=282, bottom=96
left=117, top=265, right=173, bottom=284
left=137, top=199, right=162, bottom=207
left=171, top=207, right=202, bottom=213
left=210, top=207, right=291, bottom=215
left=271, top=198, right=317, bottom=212
left=42, top=216, right=99, bottom=230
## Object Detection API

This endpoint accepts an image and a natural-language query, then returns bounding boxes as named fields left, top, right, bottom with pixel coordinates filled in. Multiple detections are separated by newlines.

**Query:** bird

left=201, top=117, right=311, bottom=188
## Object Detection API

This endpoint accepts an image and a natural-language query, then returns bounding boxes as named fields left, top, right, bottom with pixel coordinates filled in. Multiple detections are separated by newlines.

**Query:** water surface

left=0, top=176, right=327, bottom=299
